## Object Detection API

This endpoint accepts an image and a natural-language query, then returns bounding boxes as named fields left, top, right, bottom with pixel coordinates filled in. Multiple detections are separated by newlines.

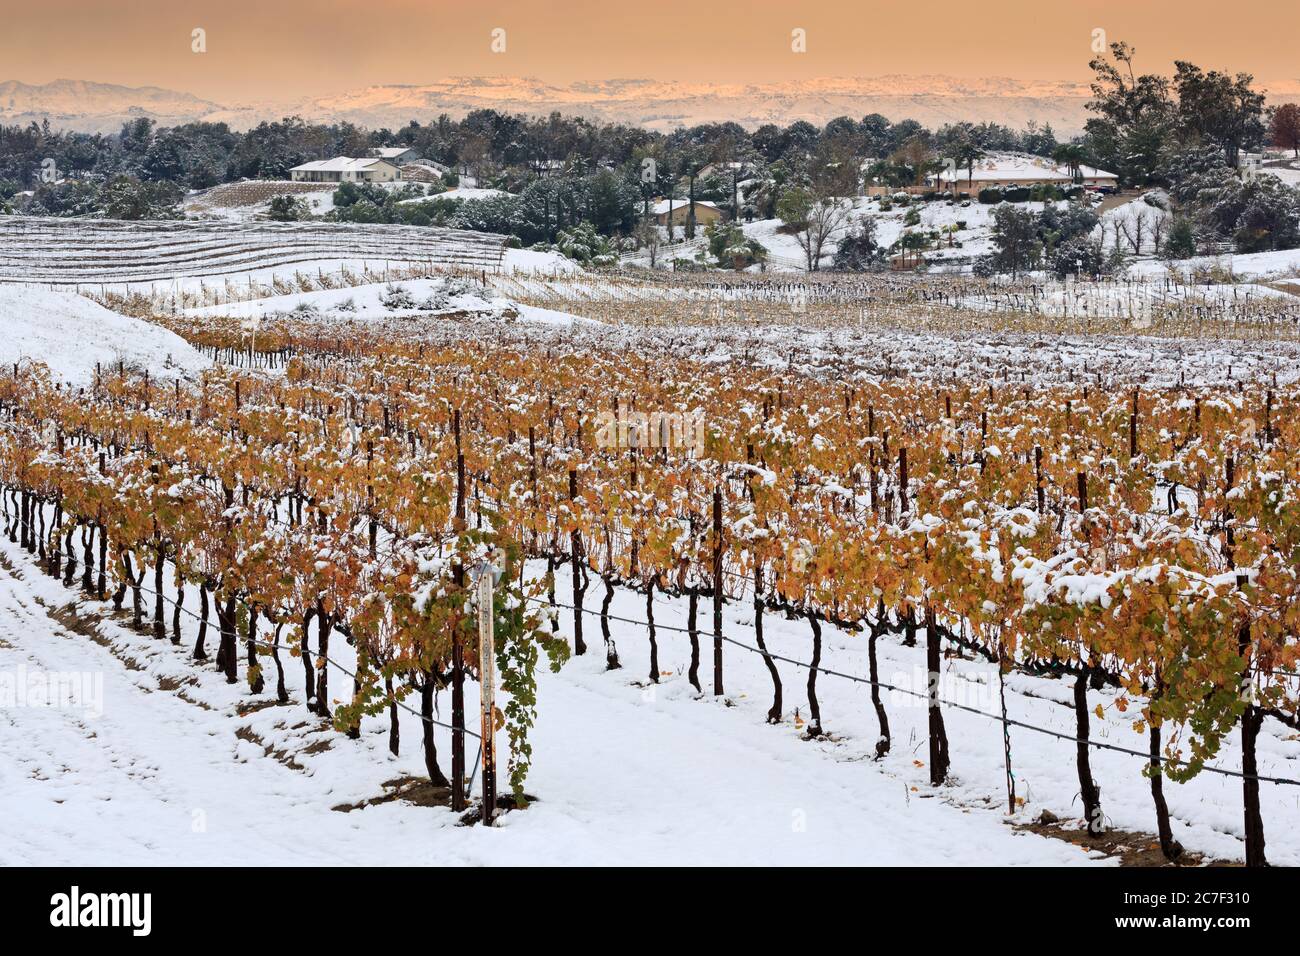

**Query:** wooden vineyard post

left=451, top=409, right=467, bottom=813
left=898, top=447, right=909, bottom=515
left=1129, top=388, right=1139, bottom=460
left=1226, top=452, right=1267, bottom=866
left=476, top=559, right=498, bottom=825
left=1034, top=445, right=1044, bottom=514
left=712, top=486, right=724, bottom=696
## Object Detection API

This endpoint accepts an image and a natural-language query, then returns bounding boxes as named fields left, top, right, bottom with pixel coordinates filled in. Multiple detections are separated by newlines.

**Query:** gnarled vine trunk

left=805, top=614, right=823, bottom=738
left=314, top=606, right=331, bottom=718
left=645, top=576, right=659, bottom=684
left=868, top=604, right=891, bottom=758
left=1074, top=667, right=1104, bottom=835
left=1148, top=720, right=1182, bottom=860
left=925, top=605, right=950, bottom=785
left=601, top=575, right=620, bottom=670
left=194, top=582, right=209, bottom=660
left=687, top=589, right=701, bottom=692
left=753, top=566, right=781, bottom=723
left=420, top=679, right=449, bottom=787
left=216, top=594, right=238, bottom=684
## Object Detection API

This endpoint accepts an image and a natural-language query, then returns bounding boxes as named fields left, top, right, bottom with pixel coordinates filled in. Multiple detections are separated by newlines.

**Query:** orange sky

left=1, top=0, right=1295, bottom=102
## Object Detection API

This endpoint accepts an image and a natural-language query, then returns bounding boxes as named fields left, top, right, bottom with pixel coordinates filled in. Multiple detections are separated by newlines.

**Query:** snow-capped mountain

left=5, top=75, right=1299, bottom=134
left=0, top=79, right=223, bottom=134
left=289, top=75, right=1097, bottom=132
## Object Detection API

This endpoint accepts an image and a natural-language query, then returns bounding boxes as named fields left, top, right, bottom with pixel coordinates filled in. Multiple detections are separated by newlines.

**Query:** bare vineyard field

left=494, top=269, right=1300, bottom=340
left=185, top=181, right=335, bottom=212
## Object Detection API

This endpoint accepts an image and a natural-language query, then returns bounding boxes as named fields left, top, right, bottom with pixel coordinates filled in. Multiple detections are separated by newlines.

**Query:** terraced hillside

left=0, top=216, right=508, bottom=286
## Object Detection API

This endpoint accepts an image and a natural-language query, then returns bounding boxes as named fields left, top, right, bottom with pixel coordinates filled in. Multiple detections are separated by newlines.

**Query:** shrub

left=1163, top=217, right=1198, bottom=259
left=554, top=221, right=614, bottom=264
left=1051, top=236, right=1111, bottom=278
left=1028, top=184, right=1065, bottom=203
left=267, top=195, right=309, bottom=221
left=831, top=218, right=884, bottom=271
left=380, top=284, right=418, bottom=310
left=703, top=220, right=766, bottom=270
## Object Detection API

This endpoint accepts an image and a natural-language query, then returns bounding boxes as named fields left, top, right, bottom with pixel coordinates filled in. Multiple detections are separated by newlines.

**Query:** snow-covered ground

left=402, top=186, right=510, bottom=203
left=183, top=277, right=511, bottom=322
left=1094, top=193, right=1171, bottom=258
left=185, top=180, right=461, bottom=222
left=634, top=195, right=1079, bottom=274
left=1264, top=160, right=1300, bottom=188
left=0, top=286, right=210, bottom=386
left=2, top=535, right=1296, bottom=866
left=1129, top=247, right=1300, bottom=283
left=501, top=248, right=581, bottom=275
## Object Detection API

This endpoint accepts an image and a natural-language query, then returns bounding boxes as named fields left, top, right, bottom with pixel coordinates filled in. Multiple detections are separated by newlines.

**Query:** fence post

left=476, top=559, right=497, bottom=825
left=898, top=447, right=909, bottom=515
left=451, top=409, right=467, bottom=812
left=1034, top=445, right=1044, bottom=514
left=712, top=486, right=723, bottom=696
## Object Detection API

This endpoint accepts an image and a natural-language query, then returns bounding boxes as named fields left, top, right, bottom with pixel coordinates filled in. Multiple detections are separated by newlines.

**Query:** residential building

left=289, top=157, right=400, bottom=184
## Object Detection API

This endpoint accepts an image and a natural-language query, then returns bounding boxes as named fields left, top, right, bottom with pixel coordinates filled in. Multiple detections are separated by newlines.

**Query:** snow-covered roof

left=937, top=153, right=1116, bottom=184
left=1074, top=164, right=1119, bottom=180
left=651, top=198, right=720, bottom=215
left=371, top=147, right=413, bottom=159
left=290, top=157, right=397, bottom=173
left=699, top=161, right=754, bottom=176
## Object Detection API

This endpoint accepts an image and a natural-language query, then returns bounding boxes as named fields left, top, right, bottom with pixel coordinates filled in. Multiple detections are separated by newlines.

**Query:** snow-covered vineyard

left=1, top=253, right=1298, bottom=870
left=492, top=268, right=1300, bottom=332
left=0, top=216, right=507, bottom=289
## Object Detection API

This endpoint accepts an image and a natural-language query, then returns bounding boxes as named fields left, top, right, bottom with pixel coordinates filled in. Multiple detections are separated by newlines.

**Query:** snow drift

left=0, top=286, right=211, bottom=386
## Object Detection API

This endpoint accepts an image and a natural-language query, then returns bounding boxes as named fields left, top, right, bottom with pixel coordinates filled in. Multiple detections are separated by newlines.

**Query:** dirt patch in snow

left=234, top=724, right=324, bottom=771
left=1016, top=815, right=1235, bottom=867
left=332, top=774, right=537, bottom=819
left=333, top=774, right=454, bottom=812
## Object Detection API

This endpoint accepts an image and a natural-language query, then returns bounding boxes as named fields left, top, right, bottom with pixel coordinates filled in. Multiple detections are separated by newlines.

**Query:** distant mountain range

left=0, top=80, right=223, bottom=133
left=5, top=75, right=1300, bottom=135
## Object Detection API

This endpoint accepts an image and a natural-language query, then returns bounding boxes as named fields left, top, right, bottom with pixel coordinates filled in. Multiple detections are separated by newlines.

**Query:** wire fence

left=519, top=591, right=1300, bottom=787
left=7, top=531, right=1298, bottom=796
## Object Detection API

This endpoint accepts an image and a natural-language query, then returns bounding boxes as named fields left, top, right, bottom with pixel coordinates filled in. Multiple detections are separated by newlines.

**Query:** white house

left=289, top=157, right=400, bottom=184
left=371, top=146, right=417, bottom=164
left=935, top=153, right=1118, bottom=193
